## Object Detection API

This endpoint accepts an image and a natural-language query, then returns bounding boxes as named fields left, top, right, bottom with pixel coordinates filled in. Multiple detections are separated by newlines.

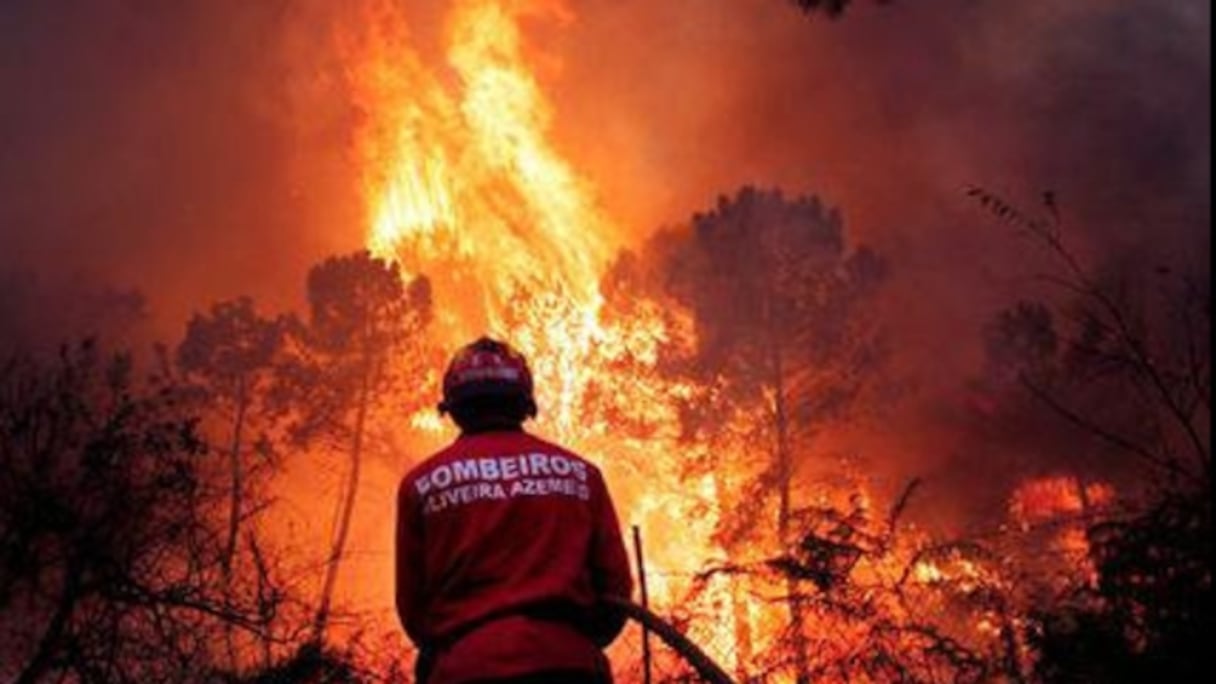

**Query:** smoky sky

left=0, top=0, right=361, bottom=342
left=551, top=0, right=1208, bottom=365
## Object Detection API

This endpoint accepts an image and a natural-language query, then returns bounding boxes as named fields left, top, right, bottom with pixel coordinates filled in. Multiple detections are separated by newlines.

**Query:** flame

left=1009, top=475, right=1114, bottom=588
left=335, top=1, right=1095, bottom=679
left=1010, top=475, right=1114, bottom=528
left=345, top=0, right=611, bottom=337
left=913, top=560, right=946, bottom=584
left=339, top=0, right=734, bottom=669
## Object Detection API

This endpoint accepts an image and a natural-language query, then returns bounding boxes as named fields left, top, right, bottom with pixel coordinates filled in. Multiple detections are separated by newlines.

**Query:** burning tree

left=600, top=186, right=889, bottom=680
left=275, top=251, right=433, bottom=643
left=672, top=187, right=886, bottom=683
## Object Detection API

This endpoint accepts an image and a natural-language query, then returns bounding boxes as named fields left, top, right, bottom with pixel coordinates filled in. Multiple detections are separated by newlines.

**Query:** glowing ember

left=1010, top=475, right=1114, bottom=528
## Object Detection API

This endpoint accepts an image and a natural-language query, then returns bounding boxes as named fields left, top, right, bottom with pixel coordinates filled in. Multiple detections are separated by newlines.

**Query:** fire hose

left=604, top=596, right=736, bottom=684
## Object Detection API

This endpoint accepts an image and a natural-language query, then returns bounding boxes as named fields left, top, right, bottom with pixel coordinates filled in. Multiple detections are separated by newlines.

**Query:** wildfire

left=339, top=0, right=735, bottom=673
left=336, top=1, right=1111, bottom=680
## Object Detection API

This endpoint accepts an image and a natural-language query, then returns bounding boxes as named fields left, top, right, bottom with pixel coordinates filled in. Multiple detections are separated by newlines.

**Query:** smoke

left=541, top=0, right=1209, bottom=525
left=0, top=1, right=361, bottom=341
left=579, top=2, right=1207, bottom=223
left=550, top=0, right=1208, bottom=318
left=1, top=0, right=1208, bottom=523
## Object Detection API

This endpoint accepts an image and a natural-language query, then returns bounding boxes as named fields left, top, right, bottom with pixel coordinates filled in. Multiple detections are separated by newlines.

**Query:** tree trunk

left=223, top=376, right=249, bottom=668
left=312, top=358, right=371, bottom=642
left=15, top=555, right=82, bottom=684
left=773, top=355, right=812, bottom=684
left=708, top=461, right=754, bottom=679
left=760, top=262, right=812, bottom=684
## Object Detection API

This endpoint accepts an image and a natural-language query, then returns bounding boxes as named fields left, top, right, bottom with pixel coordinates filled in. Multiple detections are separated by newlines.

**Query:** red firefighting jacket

left=396, top=429, right=633, bottom=683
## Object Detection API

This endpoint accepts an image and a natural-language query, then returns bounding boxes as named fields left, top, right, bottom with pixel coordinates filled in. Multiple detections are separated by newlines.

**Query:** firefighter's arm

left=588, top=471, right=634, bottom=647
left=395, top=478, right=428, bottom=648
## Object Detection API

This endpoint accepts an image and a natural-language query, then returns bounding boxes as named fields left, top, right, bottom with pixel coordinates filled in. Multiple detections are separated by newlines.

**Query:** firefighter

left=396, top=337, right=633, bottom=683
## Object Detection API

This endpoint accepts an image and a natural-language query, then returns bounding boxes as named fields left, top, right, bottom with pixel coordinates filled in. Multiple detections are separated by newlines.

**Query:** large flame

left=344, top=0, right=630, bottom=434
left=348, top=0, right=611, bottom=336
left=340, top=0, right=734, bottom=670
